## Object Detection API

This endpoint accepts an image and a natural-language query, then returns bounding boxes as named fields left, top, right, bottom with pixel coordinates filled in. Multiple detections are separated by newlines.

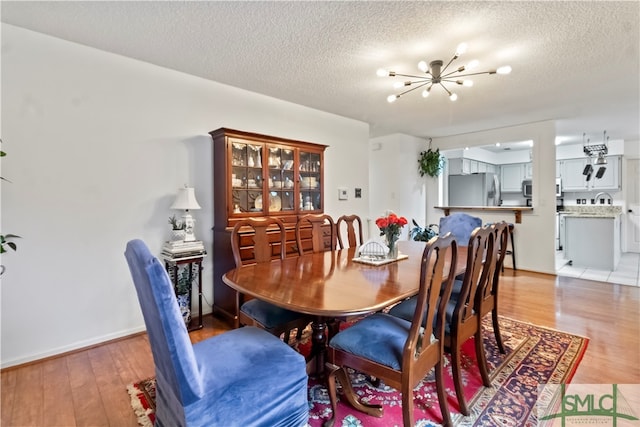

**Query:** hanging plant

left=418, top=139, right=444, bottom=177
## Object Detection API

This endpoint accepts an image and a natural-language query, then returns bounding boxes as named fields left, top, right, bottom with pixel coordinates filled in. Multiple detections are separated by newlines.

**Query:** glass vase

left=386, top=236, right=399, bottom=259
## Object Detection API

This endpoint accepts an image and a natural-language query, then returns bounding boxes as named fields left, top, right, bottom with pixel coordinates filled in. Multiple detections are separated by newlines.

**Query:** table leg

left=324, top=363, right=383, bottom=424
left=309, top=317, right=328, bottom=378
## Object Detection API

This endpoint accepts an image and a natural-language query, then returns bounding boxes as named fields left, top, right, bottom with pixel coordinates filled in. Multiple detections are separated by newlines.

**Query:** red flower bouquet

left=375, top=212, right=408, bottom=258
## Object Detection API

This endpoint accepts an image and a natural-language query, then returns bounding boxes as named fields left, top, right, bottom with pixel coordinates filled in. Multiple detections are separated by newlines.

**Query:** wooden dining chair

left=443, top=225, right=496, bottom=415
left=295, top=213, right=337, bottom=255
left=479, top=221, right=510, bottom=354
left=231, top=217, right=312, bottom=343
left=324, top=234, right=458, bottom=427
left=336, top=214, right=364, bottom=249
left=388, top=225, right=496, bottom=416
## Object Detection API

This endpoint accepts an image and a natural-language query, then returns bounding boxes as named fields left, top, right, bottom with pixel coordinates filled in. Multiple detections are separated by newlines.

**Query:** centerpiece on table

left=375, top=212, right=408, bottom=259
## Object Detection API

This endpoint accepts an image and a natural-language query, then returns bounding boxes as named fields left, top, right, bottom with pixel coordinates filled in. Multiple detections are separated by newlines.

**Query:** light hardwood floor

left=2, top=270, right=639, bottom=426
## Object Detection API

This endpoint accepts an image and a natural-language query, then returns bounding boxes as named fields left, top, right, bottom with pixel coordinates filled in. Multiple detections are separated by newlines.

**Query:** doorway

left=625, top=159, right=640, bottom=253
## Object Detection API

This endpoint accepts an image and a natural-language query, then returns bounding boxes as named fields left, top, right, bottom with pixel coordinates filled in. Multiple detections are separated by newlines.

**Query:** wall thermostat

left=338, top=187, right=348, bottom=200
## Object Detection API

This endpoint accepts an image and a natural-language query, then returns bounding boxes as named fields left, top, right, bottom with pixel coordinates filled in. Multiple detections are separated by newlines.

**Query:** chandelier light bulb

left=456, top=43, right=468, bottom=56
left=449, top=93, right=458, bottom=101
left=422, top=88, right=430, bottom=98
left=393, top=81, right=404, bottom=89
left=497, top=66, right=512, bottom=75
left=418, top=61, right=428, bottom=72
left=463, top=80, right=474, bottom=87
left=467, top=59, right=479, bottom=70
left=387, top=94, right=398, bottom=103
left=376, top=68, right=388, bottom=77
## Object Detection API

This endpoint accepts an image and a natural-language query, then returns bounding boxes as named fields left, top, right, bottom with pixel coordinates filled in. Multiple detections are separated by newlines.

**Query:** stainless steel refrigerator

left=448, top=173, right=501, bottom=206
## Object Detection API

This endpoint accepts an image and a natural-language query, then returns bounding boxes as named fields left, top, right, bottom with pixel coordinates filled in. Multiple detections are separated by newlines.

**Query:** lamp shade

left=171, top=187, right=201, bottom=210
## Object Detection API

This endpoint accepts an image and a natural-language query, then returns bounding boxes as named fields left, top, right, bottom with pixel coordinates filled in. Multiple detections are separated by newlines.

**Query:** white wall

left=622, top=140, right=640, bottom=252
left=368, top=134, right=429, bottom=240
left=426, top=122, right=558, bottom=274
left=0, top=25, right=370, bottom=367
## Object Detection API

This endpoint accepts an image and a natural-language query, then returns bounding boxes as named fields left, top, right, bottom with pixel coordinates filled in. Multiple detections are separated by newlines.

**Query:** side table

left=162, top=244, right=206, bottom=332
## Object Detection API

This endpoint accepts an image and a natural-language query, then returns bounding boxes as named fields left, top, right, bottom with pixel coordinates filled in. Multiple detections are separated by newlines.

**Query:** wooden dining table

left=222, top=240, right=468, bottom=374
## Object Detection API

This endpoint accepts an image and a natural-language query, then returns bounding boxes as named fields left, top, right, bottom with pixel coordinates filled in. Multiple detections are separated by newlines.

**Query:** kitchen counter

left=434, top=206, right=533, bottom=224
left=560, top=205, right=622, bottom=218
left=564, top=215, right=621, bottom=270
left=561, top=212, right=620, bottom=218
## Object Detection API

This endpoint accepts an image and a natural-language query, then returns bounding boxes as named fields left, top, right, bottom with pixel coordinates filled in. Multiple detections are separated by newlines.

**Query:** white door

left=625, top=159, right=640, bottom=253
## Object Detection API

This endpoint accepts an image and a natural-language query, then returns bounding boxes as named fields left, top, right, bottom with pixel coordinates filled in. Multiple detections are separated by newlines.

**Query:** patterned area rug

left=127, top=315, right=588, bottom=427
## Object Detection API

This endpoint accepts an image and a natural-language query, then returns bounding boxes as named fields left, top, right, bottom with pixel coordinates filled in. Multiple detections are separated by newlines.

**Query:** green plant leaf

left=418, top=148, right=444, bottom=177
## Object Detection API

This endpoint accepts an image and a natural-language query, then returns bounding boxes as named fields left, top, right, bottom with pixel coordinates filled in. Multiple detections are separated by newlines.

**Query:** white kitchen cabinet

left=501, top=163, right=527, bottom=192
left=591, top=155, right=620, bottom=190
left=449, top=158, right=497, bottom=176
left=448, top=158, right=471, bottom=175
left=559, top=156, right=621, bottom=192
left=559, top=158, right=589, bottom=191
left=524, top=162, right=533, bottom=179
left=470, top=160, right=479, bottom=173
left=564, top=215, right=620, bottom=270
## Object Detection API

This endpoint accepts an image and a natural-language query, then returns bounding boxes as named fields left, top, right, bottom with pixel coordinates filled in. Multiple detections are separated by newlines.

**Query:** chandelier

left=377, top=43, right=512, bottom=102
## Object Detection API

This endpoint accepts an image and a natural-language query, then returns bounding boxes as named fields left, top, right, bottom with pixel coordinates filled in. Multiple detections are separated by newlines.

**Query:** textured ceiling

left=2, top=1, right=639, bottom=143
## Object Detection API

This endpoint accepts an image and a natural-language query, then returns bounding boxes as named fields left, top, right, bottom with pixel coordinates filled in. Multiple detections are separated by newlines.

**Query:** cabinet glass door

left=299, top=150, right=322, bottom=211
left=231, top=141, right=263, bottom=214
left=266, top=146, right=295, bottom=212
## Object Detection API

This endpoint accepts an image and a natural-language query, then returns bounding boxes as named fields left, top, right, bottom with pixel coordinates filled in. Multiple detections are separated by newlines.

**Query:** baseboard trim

left=1, top=326, right=147, bottom=371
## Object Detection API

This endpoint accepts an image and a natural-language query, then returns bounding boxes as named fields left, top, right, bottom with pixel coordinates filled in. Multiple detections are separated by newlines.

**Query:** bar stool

left=503, top=223, right=516, bottom=272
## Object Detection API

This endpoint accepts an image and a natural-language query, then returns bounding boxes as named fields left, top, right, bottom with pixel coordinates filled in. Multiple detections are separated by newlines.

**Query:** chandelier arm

left=440, top=78, right=465, bottom=84
left=438, top=82, right=453, bottom=96
left=440, top=54, right=459, bottom=75
left=398, top=79, right=433, bottom=86
left=396, top=81, right=431, bottom=98
left=442, top=70, right=496, bottom=79
left=392, top=72, right=432, bottom=80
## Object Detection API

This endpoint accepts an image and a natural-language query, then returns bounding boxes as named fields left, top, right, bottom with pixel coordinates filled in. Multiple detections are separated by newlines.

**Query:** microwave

left=522, top=179, right=532, bottom=198
left=522, top=179, right=562, bottom=198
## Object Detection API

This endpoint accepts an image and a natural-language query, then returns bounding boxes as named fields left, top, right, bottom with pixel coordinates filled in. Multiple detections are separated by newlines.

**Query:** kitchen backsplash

left=562, top=205, right=622, bottom=215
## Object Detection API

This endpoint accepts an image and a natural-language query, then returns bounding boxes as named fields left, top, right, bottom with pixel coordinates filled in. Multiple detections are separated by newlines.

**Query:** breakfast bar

left=434, top=206, right=533, bottom=224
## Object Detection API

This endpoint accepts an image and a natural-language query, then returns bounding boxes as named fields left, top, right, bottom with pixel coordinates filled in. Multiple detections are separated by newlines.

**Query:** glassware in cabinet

left=299, top=150, right=322, bottom=211
left=230, top=141, right=263, bottom=213
left=265, top=147, right=294, bottom=212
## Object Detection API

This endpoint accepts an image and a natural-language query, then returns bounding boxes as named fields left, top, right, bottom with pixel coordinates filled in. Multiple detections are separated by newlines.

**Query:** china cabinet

left=209, top=128, right=327, bottom=324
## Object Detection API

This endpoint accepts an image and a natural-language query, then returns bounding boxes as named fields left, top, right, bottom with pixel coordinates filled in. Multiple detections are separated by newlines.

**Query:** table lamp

left=171, top=186, right=201, bottom=241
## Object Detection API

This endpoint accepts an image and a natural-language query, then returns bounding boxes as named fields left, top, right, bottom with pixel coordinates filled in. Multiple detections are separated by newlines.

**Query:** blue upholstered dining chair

left=324, top=234, right=458, bottom=427
left=124, top=239, right=309, bottom=427
left=438, top=212, right=482, bottom=246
